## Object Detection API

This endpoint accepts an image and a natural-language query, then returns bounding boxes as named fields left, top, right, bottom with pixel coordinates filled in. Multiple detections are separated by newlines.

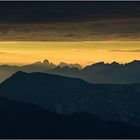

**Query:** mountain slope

left=82, top=60, right=140, bottom=84
left=1, top=96, right=140, bottom=138
left=0, top=59, right=83, bottom=83
left=2, top=60, right=140, bottom=84
left=1, top=71, right=140, bottom=125
left=51, top=60, right=140, bottom=84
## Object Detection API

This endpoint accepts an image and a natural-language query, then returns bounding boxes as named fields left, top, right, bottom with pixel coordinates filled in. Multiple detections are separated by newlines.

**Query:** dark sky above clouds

left=0, top=1, right=140, bottom=23
left=0, top=1, right=139, bottom=41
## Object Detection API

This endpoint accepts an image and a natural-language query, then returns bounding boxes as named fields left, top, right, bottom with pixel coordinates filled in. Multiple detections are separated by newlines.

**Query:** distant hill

left=1, top=60, right=140, bottom=84
left=0, top=96, right=140, bottom=138
left=82, top=60, right=140, bottom=84
left=50, top=66, right=83, bottom=79
left=50, top=60, right=140, bottom=84
left=0, top=59, right=82, bottom=83
left=0, top=59, right=56, bottom=83
left=1, top=71, right=140, bottom=125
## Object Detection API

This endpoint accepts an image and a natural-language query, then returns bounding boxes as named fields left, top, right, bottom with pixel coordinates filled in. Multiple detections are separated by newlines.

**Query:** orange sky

left=0, top=41, right=140, bottom=67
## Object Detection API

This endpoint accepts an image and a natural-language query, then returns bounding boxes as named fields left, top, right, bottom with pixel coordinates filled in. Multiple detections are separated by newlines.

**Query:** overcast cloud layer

left=0, top=2, right=139, bottom=41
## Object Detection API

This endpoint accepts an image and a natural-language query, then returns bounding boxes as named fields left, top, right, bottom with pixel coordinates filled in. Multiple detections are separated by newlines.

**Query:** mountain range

left=0, top=59, right=81, bottom=83
left=1, top=71, right=140, bottom=126
left=0, top=96, right=140, bottom=138
left=1, top=59, right=140, bottom=84
left=1, top=71, right=140, bottom=138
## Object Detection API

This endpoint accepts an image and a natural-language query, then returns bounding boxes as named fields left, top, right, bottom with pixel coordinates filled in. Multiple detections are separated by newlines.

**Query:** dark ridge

left=1, top=60, right=140, bottom=84
left=0, top=95, right=140, bottom=138
left=1, top=70, right=140, bottom=127
left=10, top=71, right=87, bottom=84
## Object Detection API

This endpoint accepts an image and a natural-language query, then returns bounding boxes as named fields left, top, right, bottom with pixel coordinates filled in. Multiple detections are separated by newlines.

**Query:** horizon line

left=0, top=59, right=140, bottom=69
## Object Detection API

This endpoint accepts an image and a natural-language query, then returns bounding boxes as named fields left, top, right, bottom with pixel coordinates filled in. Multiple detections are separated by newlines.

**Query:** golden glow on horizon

left=0, top=41, right=140, bottom=66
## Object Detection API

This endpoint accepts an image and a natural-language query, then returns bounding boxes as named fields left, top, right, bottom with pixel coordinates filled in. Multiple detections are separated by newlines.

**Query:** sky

left=1, top=41, right=140, bottom=67
left=0, top=2, right=140, bottom=66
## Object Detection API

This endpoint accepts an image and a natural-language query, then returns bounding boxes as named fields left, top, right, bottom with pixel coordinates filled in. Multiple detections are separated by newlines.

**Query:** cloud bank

left=110, top=49, right=140, bottom=52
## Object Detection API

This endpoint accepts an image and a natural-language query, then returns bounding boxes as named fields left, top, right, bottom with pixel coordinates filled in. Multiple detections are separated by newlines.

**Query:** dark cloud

left=109, top=49, right=140, bottom=52
left=0, top=2, right=139, bottom=23
left=0, top=2, right=139, bottom=41
left=0, top=18, right=140, bottom=41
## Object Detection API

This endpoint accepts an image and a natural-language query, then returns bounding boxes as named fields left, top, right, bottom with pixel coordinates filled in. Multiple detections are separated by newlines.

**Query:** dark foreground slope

left=1, top=71, right=140, bottom=125
left=0, top=96, right=140, bottom=138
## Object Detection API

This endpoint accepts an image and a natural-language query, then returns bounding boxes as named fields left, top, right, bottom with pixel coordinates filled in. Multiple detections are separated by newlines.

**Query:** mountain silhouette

left=1, top=71, right=140, bottom=125
left=81, top=61, right=139, bottom=83
left=50, top=60, right=140, bottom=84
left=2, top=59, right=140, bottom=84
left=0, top=59, right=83, bottom=83
left=58, top=62, right=82, bottom=69
left=0, top=59, right=56, bottom=83
left=50, top=66, right=83, bottom=79
left=0, top=96, right=140, bottom=138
